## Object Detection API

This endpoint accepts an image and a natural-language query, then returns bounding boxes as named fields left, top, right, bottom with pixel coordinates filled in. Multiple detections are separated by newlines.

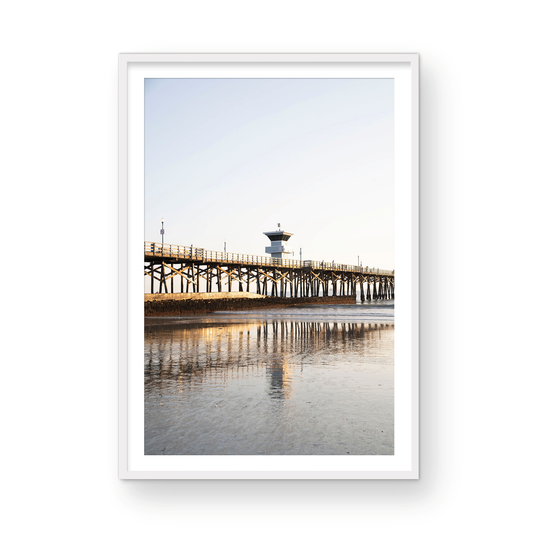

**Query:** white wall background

left=1, top=1, right=531, bottom=532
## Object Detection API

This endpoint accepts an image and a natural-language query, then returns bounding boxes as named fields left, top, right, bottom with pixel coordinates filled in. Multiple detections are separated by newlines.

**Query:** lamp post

left=300, top=247, right=302, bottom=261
left=160, top=218, right=165, bottom=246
left=224, top=241, right=226, bottom=253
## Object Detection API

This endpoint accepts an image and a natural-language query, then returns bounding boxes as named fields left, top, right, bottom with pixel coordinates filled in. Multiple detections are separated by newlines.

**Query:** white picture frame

left=119, top=53, right=419, bottom=479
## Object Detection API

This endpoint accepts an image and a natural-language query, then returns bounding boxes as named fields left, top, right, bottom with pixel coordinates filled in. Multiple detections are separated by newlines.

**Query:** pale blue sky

left=145, top=78, right=394, bottom=269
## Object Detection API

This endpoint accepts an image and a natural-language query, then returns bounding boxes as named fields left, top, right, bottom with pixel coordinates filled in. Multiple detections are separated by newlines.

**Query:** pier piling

left=144, top=242, right=394, bottom=301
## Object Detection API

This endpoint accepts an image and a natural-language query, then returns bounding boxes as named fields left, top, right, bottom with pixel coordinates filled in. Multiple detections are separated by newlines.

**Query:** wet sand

left=145, top=303, right=394, bottom=455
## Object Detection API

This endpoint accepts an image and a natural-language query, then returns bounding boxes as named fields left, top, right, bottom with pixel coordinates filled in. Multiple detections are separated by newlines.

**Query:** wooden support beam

left=160, top=262, right=196, bottom=283
left=144, top=256, right=394, bottom=302
left=263, top=272, right=268, bottom=295
left=289, top=270, right=293, bottom=298
left=162, top=264, right=168, bottom=293
left=196, top=264, right=200, bottom=293
left=257, top=269, right=277, bottom=284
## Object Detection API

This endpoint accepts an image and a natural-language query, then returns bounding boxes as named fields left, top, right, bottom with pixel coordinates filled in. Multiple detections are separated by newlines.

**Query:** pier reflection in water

left=145, top=316, right=393, bottom=455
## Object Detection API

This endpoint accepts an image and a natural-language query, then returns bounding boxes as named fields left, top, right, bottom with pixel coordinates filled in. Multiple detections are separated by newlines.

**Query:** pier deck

left=144, top=242, right=394, bottom=300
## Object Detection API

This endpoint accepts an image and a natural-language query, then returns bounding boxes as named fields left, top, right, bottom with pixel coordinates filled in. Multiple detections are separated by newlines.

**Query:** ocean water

left=145, top=300, right=394, bottom=455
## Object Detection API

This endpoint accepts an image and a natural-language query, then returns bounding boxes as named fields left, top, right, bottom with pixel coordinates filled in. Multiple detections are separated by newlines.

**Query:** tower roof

left=263, top=230, right=293, bottom=242
left=264, top=223, right=293, bottom=242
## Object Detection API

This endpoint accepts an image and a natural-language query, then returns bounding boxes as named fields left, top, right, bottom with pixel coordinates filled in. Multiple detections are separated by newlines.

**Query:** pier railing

left=144, top=242, right=394, bottom=276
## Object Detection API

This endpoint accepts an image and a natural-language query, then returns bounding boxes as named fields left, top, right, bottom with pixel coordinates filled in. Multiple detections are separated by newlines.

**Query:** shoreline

left=144, top=295, right=362, bottom=316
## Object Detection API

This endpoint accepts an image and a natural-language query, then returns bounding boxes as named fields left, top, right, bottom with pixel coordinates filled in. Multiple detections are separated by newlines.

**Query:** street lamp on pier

left=160, top=218, right=165, bottom=246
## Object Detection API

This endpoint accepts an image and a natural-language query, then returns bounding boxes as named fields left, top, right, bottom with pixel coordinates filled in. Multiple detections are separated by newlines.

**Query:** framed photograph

left=119, top=53, right=419, bottom=479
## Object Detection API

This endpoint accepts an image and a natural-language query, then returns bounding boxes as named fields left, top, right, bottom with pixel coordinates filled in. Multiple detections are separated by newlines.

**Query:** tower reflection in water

left=145, top=319, right=394, bottom=455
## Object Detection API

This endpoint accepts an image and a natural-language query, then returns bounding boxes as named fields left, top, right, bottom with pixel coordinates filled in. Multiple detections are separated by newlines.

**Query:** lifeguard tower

left=264, top=224, right=293, bottom=259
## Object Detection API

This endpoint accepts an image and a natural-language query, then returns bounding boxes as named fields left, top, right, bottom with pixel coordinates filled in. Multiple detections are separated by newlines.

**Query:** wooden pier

left=144, top=242, right=394, bottom=300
